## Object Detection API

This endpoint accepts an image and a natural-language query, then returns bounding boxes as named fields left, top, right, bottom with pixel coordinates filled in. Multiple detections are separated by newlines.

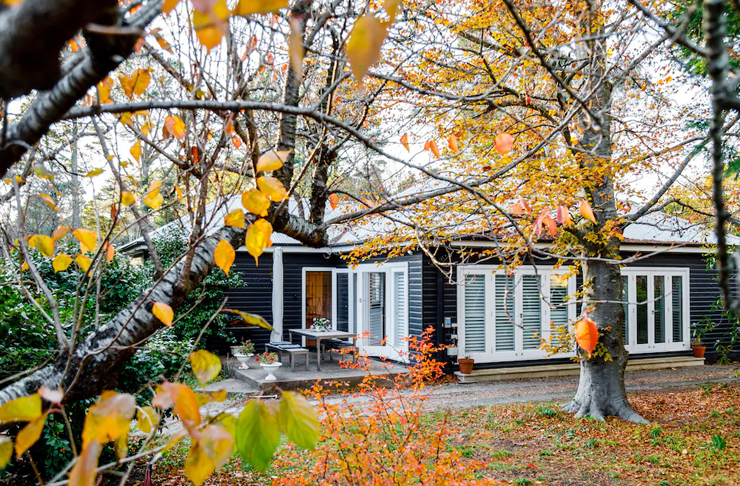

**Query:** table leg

left=316, top=337, right=322, bottom=372
left=352, top=337, right=357, bottom=363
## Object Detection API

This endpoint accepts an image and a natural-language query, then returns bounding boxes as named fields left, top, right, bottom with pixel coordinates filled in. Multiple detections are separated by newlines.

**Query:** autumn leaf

left=385, top=0, right=402, bottom=20
left=15, top=413, right=49, bottom=456
left=346, top=15, right=387, bottom=84
left=518, top=196, right=532, bottom=215
left=0, top=436, right=12, bottom=469
left=557, top=205, right=572, bottom=226
left=543, top=214, right=557, bottom=237
left=185, top=442, right=215, bottom=486
left=74, top=228, right=97, bottom=253
left=81, top=391, right=136, bottom=448
left=119, top=69, right=150, bottom=99
left=106, top=243, right=115, bottom=263
left=448, top=134, right=459, bottom=154
left=163, top=0, right=182, bottom=14
left=256, top=150, right=290, bottom=172
left=0, top=394, right=41, bottom=423
left=136, top=406, right=160, bottom=434
left=257, top=176, right=288, bottom=201
left=152, top=302, right=174, bottom=327
left=200, top=424, right=234, bottom=469
left=329, top=193, right=339, bottom=210
left=52, top=225, right=72, bottom=240
left=580, top=200, right=597, bottom=224
left=190, top=350, right=222, bottom=385
left=192, top=0, right=229, bottom=51
left=245, top=218, right=273, bottom=263
left=130, top=140, right=142, bottom=162
left=85, top=168, right=103, bottom=178
left=38, top=386, right=63, bottom=404
left=494, top=132, right=513, bottom=155
left=68, top=440, right=102, bottom=486
left=429, top=140, right=441, bottom=158
left=153, top=382, right=201, bottom=430
left=39, top=193, right=58, bottom=211
left=236, top=400, right=280, bottom=471
left=575, top=315, right=599, bottom=356
left=214, top=239, right=235, bottom=277
left=224, top=209, right=245, bottom=228
left=233, top=0, right=289, bottom=16
left=279, top=391, right=319, bottom=450
left=75, top=255, right=92, bottom=273
left=121, top=191, right=135, bottom=206
left=165, top=115, right=187, bottom=139
left=28, top=235, right=54, bottom=257
left=53, top=254, right=73, bottom=273
left=242, top=189, right=271, bottom=216
left=223, top=309, right=274, bottom=331
left=400, top=133, right=410, bottom=152
left=511, top=202, right=523, bottom=217
left=143, top=181, right=164, bottom=209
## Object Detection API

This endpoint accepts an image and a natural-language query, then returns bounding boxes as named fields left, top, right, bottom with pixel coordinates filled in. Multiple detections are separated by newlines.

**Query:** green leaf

left=279, top=391, right=319, bottom=450
left=236, top=400, right=280, bottom=471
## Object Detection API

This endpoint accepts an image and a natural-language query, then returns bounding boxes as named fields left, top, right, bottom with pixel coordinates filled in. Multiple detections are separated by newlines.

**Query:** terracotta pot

left=692, top=345, right=706, bottom=358
left=458, top=358, right=475, bottom=375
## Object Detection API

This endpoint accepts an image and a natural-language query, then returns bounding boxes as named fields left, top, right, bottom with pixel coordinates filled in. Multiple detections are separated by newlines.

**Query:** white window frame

left=457, top=265, right=577, bottom=363
left=621, top=267, right=690, bottom=353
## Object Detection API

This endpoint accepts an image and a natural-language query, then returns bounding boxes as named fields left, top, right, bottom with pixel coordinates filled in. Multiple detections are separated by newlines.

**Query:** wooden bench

left=265, top=342, right=309, bottom=370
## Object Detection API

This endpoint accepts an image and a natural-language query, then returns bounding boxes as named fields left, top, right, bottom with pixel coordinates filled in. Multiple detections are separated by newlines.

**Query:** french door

left=458, top=267, right=577, bottom=363
left=622, top=268, right=689, bottom=353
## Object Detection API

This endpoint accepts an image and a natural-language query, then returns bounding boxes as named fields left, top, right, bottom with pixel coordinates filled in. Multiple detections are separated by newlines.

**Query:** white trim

left=449, top=240, right=713, bottom=254
left=270, top=247, right=284, bottom=342
left=301, top=267, right=335, bottom=346
left=238, top=245, right=357, bottom=254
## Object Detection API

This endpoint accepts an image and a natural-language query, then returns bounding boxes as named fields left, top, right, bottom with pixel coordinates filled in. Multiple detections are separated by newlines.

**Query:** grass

left=152, top=382, right=740, bottom=485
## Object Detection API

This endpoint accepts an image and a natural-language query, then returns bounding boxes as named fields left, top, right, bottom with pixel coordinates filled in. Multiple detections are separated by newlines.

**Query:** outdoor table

left=287, top=329, right=357, bottom=371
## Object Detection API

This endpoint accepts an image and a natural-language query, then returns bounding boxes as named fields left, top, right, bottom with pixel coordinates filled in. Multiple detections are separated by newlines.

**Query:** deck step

left=454, top=356, right=705, bottom=383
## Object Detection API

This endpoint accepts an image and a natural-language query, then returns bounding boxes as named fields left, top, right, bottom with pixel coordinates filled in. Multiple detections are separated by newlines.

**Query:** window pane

left=672, top=276, right=683, bottom=343
left=336, top=273, right=349, bottom=332
left=464, top=275, right=486, bottom=353
left=495, top=275, right=515, bottom=351
left=654, top=276, right=665, bottom=343
left=621, top=276, right=629, bottom=344
left=368, top=273, right=385, bottom=346
left=522, top=275, right=542, bottom=350
left=636, top=275, right=648, bottom=344
left=306, top=271, right=332, bottom=328
left=550, top=274, right=569, bottom=328
left=393, top=272, right=407, bottom=348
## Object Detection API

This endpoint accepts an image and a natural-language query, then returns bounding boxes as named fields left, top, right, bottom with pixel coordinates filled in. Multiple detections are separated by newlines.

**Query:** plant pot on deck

left=692, top=345, right=706, bottom=359
left=458, top=358, right=474, bottom=375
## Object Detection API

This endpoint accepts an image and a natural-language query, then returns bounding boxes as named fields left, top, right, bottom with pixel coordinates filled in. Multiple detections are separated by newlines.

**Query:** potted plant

left=692, top=319, right=716, bottom=358
left=311, top=317, right=332, bottom=332
left=232, top=340, right=255, bottom=369
left=458, top=350, right=474, bottom=375
left=256, top=351, right=282, bottom=381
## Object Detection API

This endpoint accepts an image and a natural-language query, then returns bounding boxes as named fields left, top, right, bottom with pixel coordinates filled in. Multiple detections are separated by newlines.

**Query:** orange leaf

left=163, top=0, right=182, bottom=14
left=580, top=200, right=597, bottom=224
left=429, top=140, right=440, bottom=158
left=68, top=440, right=103, bottom=486
left=165, top=115, right=187, bottom=139
left=511, top=202, right=523, bottom=217
left=494, top=132, right=513, bottom=155
left=557, top=205, right=571, bottom=226
left=518, top=196, right=532, bottom=215
left=256, top=150, right=290, bottom=172
left=106, top=243, right=115, bottom=263
left=224, top=209, right=245, bottom=229
left=575, top=316, right=599, bottom=356
left=447, top=134, right=459, bottom=154
left=256, top=176, right=288, bottom=202
left=233, top=0, right=289, bottom=16
left=52, top=225, right=72, bottom=241
left=400, top=133, right=409, bottom=152
left=543, top=215, right=557, bottom=237
left=214, top=239, right=235, bottom=277
left=423, top=140, right=430, bottom=151
left=152, top=302, right=174, bottom=326
left=242, top=189, right=271, bottom=217
left=329, top=193, right=339, bottom=210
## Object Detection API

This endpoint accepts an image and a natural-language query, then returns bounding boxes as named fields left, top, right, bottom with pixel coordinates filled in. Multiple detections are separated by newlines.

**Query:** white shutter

left=368, top=273, right=385, bottom=346
left=393, top=271, right=407, bottom=348
left=463, top=275, right=486, bottom=353
left=672, top=276, right=683, bottom=343
left=521, top=275, right=542, bottom=350
left=654, top=275, right=666, bottom=343
left=495, top=275, right=515, bottom=351
left=550, top=274, right=569, bottom=328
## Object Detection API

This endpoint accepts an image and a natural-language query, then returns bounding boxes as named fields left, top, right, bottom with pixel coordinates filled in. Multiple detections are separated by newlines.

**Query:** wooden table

left=288, top=329, right=357, bottom=371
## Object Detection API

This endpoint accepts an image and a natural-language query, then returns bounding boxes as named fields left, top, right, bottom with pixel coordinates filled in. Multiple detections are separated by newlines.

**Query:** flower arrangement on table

left=311, top=317, right=332, bottom=332
left=256, top=352, right=279, bottom=365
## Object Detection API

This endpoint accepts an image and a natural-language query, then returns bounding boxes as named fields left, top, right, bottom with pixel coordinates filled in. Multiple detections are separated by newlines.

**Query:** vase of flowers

left=232, top=340, right=255, bottom=369
left=311, top=317, right=332, bottom=332
left=256, top=352, right=282, bottom=381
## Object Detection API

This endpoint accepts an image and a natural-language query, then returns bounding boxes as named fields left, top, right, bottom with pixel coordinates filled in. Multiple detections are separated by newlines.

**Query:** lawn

left=148, top=382, right=740, bottom=486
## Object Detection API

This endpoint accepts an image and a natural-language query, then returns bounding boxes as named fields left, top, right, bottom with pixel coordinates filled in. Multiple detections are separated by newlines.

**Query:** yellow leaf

left=0, top=436, right=12, bottom=469
left=52, top=225, right=72, bottom=240
left=118, top=112, right=133, bottom=126
left=165, top=115, right=187, bottom=139
left=81, top=391, right=136, bottom=448
left=131, top=69, right=150, bottom=98
left=136, top=406, right=160, bottom=434
left=163, top=0, right=182, bottom=14
left=121, top=192, right=135, bottom=206
left=224, top=309, right=273, bottom=330
left=0, top=394, right=41, bottom=423
left=214, top=239, right=236, bottom=277
left=15, top=413, right=49, bottom=456
left=242, top=189, right=271, bottom=217
left=200, top=424, right=234, bottom=469
left=256, top=176, right=288, bottom=202
left=85, top=168, right=103, bottom=178
left=74, top=228, right=98, bottom=253
left=256, top=150, right=290, bottom=173
left=245, top=218, right=273, bottom=264
left=192, top=1, right=230, bottom=52
left=385, top=0, right=402, bottom=20
left=224, top=209, right=245, bottom=228
left=143, top=181, right=164, bottom=209
left=400, top=133, right=409, bottom=152
left=190, top=350, right=222, bottom=385
left=39, top=193, right=58, bottom=211
left=75, top=255, right=92, bottom=273
left=346, top=15, right=387, bottom=84
left=233, top=0, right=288, bottom=16
left=175, top=185, right=184, bottom=202
left=130, top=140, right=142, bottom=162
left=152, top=302, right=174, bottom=327
left=580, top=200, right=597, bottom=224
left=68, top=440, right=102, bottom=486
left=53, top=254, right=73, bottom=273
left=28, top=235, right=54, bottom=257
left=153, top=382, right=201, bottom=429
left=185, top=442, right=215, bottom=486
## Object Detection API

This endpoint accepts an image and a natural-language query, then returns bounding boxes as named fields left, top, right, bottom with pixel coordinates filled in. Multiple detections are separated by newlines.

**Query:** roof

left=119, top=182, right=739, bottom=254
